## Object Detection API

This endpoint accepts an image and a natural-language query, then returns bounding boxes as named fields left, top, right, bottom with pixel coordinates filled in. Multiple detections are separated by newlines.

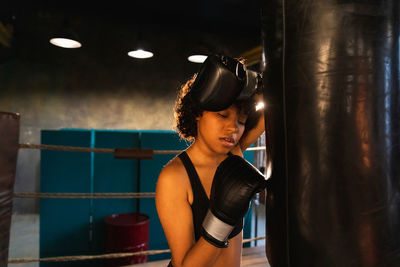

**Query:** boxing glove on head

left=190, top=55, right=262, bottom=111
left=201, top=155, right=267, bottom=247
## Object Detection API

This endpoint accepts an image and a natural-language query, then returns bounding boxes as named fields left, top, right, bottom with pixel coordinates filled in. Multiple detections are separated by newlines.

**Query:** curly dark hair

left=174, top=75, right=262, bottom=141
left=174, top=75, right=201, bottom=141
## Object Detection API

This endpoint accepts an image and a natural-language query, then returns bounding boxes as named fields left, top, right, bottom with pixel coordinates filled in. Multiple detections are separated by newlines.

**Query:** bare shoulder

left=157, top=155, right=187, bottom=184
left=155, top=155, right=190, bottom=200
left=155, top=154, right=198, bottom=266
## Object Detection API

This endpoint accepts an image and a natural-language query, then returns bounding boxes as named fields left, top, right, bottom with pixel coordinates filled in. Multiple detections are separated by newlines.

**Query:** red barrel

left=104, top=213, right=149, bottom=266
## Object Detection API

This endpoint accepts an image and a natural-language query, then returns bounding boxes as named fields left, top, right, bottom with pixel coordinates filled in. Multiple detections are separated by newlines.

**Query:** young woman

left=155, top=65, right=265, bottom=267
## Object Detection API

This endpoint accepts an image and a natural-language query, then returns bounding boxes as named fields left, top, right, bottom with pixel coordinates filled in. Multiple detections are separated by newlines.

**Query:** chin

left=213, top=146, right=232, bottom=155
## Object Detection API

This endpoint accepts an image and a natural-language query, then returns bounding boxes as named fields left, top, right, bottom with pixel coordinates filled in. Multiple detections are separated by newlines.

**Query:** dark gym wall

left=0, top=7, right=260, bottom=214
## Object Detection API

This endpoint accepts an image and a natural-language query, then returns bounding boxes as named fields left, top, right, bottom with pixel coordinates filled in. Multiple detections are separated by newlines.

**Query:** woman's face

left=196, top=105, right=247, bottom=154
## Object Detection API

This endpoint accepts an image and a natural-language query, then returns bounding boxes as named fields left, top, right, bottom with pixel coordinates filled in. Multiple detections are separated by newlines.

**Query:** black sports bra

left=167, top=152, right=243, bottom=267
left=178, top=151, right=243, bottom=241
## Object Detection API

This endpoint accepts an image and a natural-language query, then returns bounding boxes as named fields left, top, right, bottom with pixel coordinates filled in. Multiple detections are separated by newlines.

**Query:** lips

left=220, top=137, right=235, bottom=147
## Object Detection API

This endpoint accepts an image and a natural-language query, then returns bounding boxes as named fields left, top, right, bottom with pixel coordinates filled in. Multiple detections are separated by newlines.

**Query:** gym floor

left=8, top=214, right=39, bottom=267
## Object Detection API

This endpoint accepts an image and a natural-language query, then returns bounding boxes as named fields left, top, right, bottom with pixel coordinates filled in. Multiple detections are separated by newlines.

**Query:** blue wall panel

left=92, top=130, right=140, bottom=256
left=40, top=130, right=92, bottom=267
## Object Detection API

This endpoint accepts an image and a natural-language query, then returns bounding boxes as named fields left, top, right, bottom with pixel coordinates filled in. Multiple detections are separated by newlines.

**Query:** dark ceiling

left=1, top=0, right=262, bottom=68
left=2, top=0, right=261, bottom=34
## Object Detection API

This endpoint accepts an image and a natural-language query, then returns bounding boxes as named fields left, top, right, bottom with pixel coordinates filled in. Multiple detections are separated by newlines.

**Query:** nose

left=226, top=118, right=240, bottom=133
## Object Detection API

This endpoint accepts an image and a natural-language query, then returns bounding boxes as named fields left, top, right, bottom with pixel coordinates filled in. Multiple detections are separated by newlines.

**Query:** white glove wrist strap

left=202, top=210, right=234, bottom=242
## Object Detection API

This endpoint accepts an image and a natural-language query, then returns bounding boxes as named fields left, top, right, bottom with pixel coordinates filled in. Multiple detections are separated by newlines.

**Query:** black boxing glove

left=190, top=54, right=262, bottom=111
left=201, top=155, right=267, bottom=248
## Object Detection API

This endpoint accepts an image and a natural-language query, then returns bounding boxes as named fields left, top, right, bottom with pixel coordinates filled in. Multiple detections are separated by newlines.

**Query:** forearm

left=176, top=237, right=222, bottom=267
left=240, top=112, right=265, bottom=151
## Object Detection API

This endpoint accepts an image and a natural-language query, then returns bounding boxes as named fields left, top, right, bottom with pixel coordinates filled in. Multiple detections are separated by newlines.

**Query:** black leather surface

left=210, top=155, right=266, bottom=226
left=262, top=0, right=400, bottom=266
left=191, top=55, right=261, bottom=111
left=0, top=111, right=20, bottom=267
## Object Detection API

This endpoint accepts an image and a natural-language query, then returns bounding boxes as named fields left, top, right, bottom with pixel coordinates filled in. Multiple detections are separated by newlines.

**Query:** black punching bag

left=0, top=112, right=20, bottom=266
left=262, top=0, right=400, bottom=266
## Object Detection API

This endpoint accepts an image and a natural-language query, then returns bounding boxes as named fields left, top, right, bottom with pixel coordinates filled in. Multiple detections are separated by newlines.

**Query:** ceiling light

left=188, top=55, right=208, bottom=63
left=49, top=22, right=82, bottom=49
left=127, top=49, right=154, bottom=59
left=128, top=31, right=154, bottom=59
left=187, top=42, right=212, bottom=63
left=50, top=38, right=81, bottom=49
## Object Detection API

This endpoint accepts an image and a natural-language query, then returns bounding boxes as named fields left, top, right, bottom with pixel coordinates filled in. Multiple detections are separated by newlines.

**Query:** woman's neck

left=186, top=140, right=228, bottom=167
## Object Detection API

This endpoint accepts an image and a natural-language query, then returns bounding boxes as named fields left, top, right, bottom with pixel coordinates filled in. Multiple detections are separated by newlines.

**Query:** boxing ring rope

left=18, top=143, right=265, bottom=158
left=8, top=236, right=267, bottom=264
left=8, top=143, right=267, bottom=264
left=14, top=144, right=265, bottom=198
left=13, top=192, right=156, bottom=199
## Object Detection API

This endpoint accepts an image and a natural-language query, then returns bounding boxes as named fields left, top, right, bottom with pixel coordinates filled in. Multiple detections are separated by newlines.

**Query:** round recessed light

left=188, top=55, right=208, bottom=63
left=127, top=49, right=154, bottom=59
left=50, top=38, right=82, bottom=48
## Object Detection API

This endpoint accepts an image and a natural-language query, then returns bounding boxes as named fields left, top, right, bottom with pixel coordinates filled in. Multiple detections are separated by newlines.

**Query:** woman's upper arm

left=155, top=166, right=195, bottom=266
left=240, top=112, right=265, bottom=151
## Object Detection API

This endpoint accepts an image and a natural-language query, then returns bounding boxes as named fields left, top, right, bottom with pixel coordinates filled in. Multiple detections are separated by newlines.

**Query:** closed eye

left=238, top=115, right=247, bottom=126
left=218, top=113, right=227, bottom=118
